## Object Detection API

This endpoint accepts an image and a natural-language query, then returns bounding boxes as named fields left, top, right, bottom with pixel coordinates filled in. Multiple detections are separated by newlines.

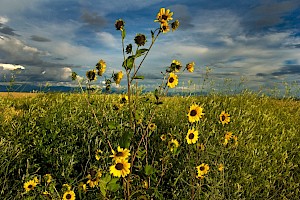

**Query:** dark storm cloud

left=30, top=35, right=51, bottom=42
left=256, top=65, right=300, bottom=77
left=0, top=23, right=19, bottom=36
left=81, top=9, right=107, bottom=30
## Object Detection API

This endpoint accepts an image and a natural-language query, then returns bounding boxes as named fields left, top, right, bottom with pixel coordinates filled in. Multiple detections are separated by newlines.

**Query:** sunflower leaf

left=135, top=48, right=148, bottom=58
left=122, top=56, right=135, bottom=70
left=132, top=75, right=144, bottom=80
left=107, top=178, right=120, bottom=192
left=119, top=131, right=133, bottom=149
left=145, top=164, right=156, bottom=176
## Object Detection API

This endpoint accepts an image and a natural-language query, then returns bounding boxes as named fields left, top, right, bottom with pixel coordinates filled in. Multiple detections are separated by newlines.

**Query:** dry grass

left=0, top=92, right=39, bottom=98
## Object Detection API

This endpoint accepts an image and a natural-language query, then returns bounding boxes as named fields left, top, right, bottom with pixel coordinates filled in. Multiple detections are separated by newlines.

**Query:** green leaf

left=122, top=56, right=135, bottom=70
left=101, top=173, right=112, bottom=184
left=99, top=181, right=107, bottom=197
left=135, top=48, right=148, bottom=58
left=119, top=131, right=133, bottom=148
left=122, top=29, right=126, bottom=40
left=132, top=75, right=144, bottom=80
left=108, top=121, right=117, bottom=130
left=145, top=164, right=156, bottom=176
left=107, top=178, right=120, bottom=192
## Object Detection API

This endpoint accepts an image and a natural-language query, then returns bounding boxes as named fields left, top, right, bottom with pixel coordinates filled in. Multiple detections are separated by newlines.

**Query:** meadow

left=0, top=90, right=299, bottom=199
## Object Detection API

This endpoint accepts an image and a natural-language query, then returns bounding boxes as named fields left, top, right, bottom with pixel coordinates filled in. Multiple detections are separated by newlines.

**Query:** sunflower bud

left=126, top=44, right=132, bottom=54
left=134, top=34, right=147, bottom=46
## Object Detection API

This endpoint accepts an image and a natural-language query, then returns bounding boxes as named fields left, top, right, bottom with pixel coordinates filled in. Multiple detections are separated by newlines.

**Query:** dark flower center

left=169, top=77, right=174, bottom=83
left=121, top=97, right=127, bottom=103
left=221, top=115, right=226, bottom=121
left=66, top=194, right=72, bottom=199
left=200, top=166, right=205, bottom=171
left=116, top=163, right=124, bottom=170
left=190, top=110, right=197, bottom=116
left=28, top=184, right=33, bottom=189
left=162, top=15, right=168, bottom=20
left=116, top=152, right=124, bottom=157
left=189, top=133, right=195, bottom=139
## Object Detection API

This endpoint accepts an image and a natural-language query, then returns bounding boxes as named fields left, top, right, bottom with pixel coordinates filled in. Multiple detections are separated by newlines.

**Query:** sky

left=0, top=0, right=300, bottom=94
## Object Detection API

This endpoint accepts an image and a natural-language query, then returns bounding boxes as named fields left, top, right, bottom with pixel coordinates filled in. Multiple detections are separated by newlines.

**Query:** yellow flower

left=115, top=19, right=125, bottom=31
left=96, top=59, right=106, bottom=76
left=168, top=139, right=179, bottom=152
left=63, top=184, right=72, bottom=190
left=86, top=70, right=97, bottom=81
left=155, top=8, right=173, bottom=23
left=114, top=71, right=123, bottom=85
left=171, top=20, right=180, bottom=31
left=148, top=123, right=157, bottom=131
left=160, top=21, right=170, bottom=33
left=186, top=128, right=199, bottom=144
left=223, top=132, right=232, bottom=145
left=196, top=174, right=205, bottom=180
left=63, top=190, right=76, bottom=200
left=186, top=62, right=195, bottom=73
left=197, top=143, right=205, bottom=151
left=171, top=60, right=182, bottom=72
left=196, top=163, right=209, bottom=176
left=119, top=95, right=128, bottom=104
left=109, top=158, right=131, bottom=177
left=33, top=177, right=39, bottom=184
left=219, top=111, right=230, bottom=125
left=78, top=182, right=87, bottom=193
left=95, top=149, right=103, bottom=161
left=110, top=146, right=131, bottom=160
left=167, top=72, right=178, bottom=88
left=233, top=135, right=238, bottom=147
left=218, top=164, right=224, bottom=172
left=24, top=180, right=37, bottom=192
left=160, top=134, right=167, bottom=141
left=44, top=174, right=52, bottom=184
left=187, top=104, right=204, bottom=123
left=86, top=169, right=102, bottom=188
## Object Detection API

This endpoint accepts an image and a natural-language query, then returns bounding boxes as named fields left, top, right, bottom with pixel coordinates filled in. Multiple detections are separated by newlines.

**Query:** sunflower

left=63, top=190, right=76, bottom=200
left=187, top=104, right=204, bottom=123
left=115, top=19, right=125, bottom=31
left=95, top=149, right=103, bottom=161
left=223, top=132, right=232, bottom=145
left=86, top=169, right=102, bottom=188
left=109, top=158, right=131, bottom=177
left=233, top=135, right=238, bottom=147
left=119, top=95, right=128, bottom=104
left=170, top=60, right=182, bottom=72
left=160, top=21, right=170, bottom=33
left=96, top=59, right=106, bottom=76
left=171, top=20, right=180, bottom=31
left=218, top=164, right=224, bottom=172
left=78, top=182, right=87, bottom=193
left=219, top=111, right=230, bottom=125
left=186, top=128, right=199, bottom=144
left=160, top=134, right=166, bottom=141
left=196, top=163, right=209, bottom=176
left=197, top=143, right=205, bottom=151
left=167, top=72, right=178, bottom=88
left=155, top=8, right=173, bottom=23
left=148, top=123, right=157, bottom=131
left=110, top=146, right=131, bottom=160
left=113, top=71, right=123, bottom=85
left=186, top=62, right=195, bottom=73
left=134, top=34, right=147, bottom=46
left=86, top=70, right=97, bottom=81
left=44, top=174, right=52, bottom=184
left=168, top=139, right=179, bottom=152
left=63, top=184, right=72, bottom=190
left=24, top=180, right=37, bottom=192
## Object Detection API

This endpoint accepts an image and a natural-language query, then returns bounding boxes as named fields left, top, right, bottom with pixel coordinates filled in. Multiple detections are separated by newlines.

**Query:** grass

left=0, top=91, right=299, bottom=199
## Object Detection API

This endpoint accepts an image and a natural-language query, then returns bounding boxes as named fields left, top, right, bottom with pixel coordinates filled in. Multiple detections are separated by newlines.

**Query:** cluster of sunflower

left=112, top=94, right=128, bottom=110
left=154, top=8, right=179, bottom=33
left=219, top=111, right=238, bottom=147
left=109, top=146, right=131, bottom=178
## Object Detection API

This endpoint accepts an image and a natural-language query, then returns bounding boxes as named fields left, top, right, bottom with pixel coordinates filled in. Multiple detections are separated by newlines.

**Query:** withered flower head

left=171, top=20, right=180, bottom=31
left=126, top=44, right=132, bottom=54
left=115, top=19, right=125, bottom=31
left=86, top=70, right=97, bottom=81
left=134, top=34, right=147, bottom=46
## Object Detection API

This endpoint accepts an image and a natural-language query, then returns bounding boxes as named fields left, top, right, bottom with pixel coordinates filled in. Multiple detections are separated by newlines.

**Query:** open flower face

left=188, top=104, right=204, bottom=123
left=220, top=111, right=230, bottom=125
left=160, top=21, right=170, bottom=33
left=186, top=62, right=195, bottom=73
left=24, top=180, right=37, bottom=192
left=63, top=190, right=76, bottom=200
left=196, top=163, right=210, bottom=176
left=110, top=146, right=131, bottom=160
left=167, top=72, right=178, bottom=88
left=155, top=8, right=173, bottom=23
left=109, top=158, right=131, bottom=177
left=186, top=128, right=199, bottom=144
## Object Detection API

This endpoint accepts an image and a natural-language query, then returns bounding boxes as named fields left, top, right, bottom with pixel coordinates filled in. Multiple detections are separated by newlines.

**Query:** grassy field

left=0, top=91, right=299, bottom=199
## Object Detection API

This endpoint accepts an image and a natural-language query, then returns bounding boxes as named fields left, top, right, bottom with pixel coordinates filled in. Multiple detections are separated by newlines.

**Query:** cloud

left=96, top=32, right=119, bottom=49
left=0, top=63, right=25, bottom=70
left=80, top=9, right=107, bottom=31
left=170, top=5, right=194, bottom=29
left=30, top=35, right=51, bottom=42
left=0, top=16, right=9, bottom=24
left=0, top=23, right=19, bottom=36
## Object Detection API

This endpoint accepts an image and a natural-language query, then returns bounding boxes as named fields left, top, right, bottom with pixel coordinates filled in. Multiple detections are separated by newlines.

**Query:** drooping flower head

left=110, top=158, right=131, bottom=177
left=86, top=70, right=97, bottom=81
left=155, top=8, right=173, bottom=23
left=110, top=146, right=131, bottom=160
left=170, top=60, right=182, bottom=72
left=171, top=20, right=180, bottom=31
left=63, top=190, right=76, bottom=200
left=186, top=128, right=199, bottom=144
left=187, top=104, right=204, bottom=123
left=167, top=72, right=178, bottom=88
left=134, top=34, right=147, bottom=46
left=113, top=71, right=123, bottom=85
left=86, top=168, right=102, bottom=188
left=219, top=111, right=230, bottom=125
left=44, top=174, right=52, bottom=184
left=115, top=19, right=125, bottom=31
left=95, top=149, right=103, bottom=161
left=186, top=62, right=195, bottom=73
left=96, top=59, right=106, bottom=76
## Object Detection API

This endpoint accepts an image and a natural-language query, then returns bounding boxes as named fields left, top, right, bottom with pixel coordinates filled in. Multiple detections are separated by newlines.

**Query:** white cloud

left=0, top=16, right=9, bottom=24
left=96, top=32, right=119, bottom=49
left=0, top=63, right=25, bottom=70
